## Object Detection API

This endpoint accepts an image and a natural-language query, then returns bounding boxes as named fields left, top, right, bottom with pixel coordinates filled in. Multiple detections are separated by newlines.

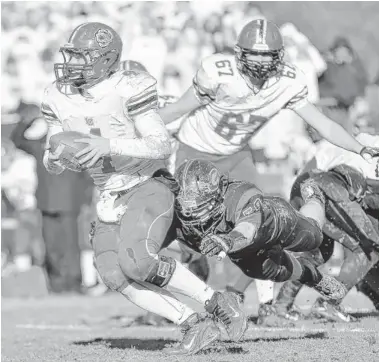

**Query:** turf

left=2, top=286, right=379, bottom=362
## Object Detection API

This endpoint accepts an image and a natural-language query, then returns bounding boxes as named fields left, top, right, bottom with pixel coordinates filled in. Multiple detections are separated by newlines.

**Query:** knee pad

left=95, top=252, right=130, bottom=291
left=145, top=255, right=176, bottom=287
left=119, top=241, right=176, bottom=287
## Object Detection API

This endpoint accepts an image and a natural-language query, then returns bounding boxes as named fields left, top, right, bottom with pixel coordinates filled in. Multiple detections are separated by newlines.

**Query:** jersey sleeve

left=233, top=186, right=263, bottom=227
left=118, top=70, right=159, bottom=119
left=192, top=54, right=223, bottom=105
left=40, top=85, right=61, bottom=126
left=283, top=65, right=309, bottom=111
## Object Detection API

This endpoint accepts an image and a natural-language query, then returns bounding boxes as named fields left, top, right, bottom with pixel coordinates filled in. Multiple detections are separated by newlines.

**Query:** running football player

left=41, top=23, right=247, bottom=355
left=159, top=19, right=379, bottom=312
left=172, top=159, right=348, bottom=303
left=265, top=133, right=379, bottom=324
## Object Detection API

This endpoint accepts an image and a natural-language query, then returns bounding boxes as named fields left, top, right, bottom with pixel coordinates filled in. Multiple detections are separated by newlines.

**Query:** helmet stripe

left=256, top=19, right=263, bottom=44
left=262, top=20, right=267, bottom=45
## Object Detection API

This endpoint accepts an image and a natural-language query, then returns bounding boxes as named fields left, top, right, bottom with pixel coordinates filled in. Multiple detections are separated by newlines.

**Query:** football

left=49, top=131, right=102, bottom=172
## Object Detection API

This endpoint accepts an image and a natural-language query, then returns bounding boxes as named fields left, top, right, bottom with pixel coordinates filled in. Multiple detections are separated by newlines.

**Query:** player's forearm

left=109, top=135, right=172, bottom=159
left=158, top=86, right=201, bottom=125
left=315, top=119, right=363, bottom=155
left=228, top=222, right=257, bottom=253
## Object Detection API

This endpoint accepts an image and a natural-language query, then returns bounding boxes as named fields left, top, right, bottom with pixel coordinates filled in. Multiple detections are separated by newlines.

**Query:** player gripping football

left=41, top=22, right=247, bottom=355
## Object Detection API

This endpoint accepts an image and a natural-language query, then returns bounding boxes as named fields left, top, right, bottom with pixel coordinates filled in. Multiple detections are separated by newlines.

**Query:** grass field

left=2, top=285, right=379, bottom=362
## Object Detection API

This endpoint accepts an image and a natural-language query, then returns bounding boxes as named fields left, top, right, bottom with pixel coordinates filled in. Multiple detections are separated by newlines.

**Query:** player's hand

left=360, top=146, right=379, bottom=163
left=74, top=134, right=111, bottom=168
left=200, top=234, right=232, bottom=257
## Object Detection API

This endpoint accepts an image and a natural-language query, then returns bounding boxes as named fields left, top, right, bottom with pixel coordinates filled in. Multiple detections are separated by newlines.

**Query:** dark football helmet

left=54, top=22, right=122, bottom=89
left=119, top=60, right=147, bottom=73
left=235, top=19, right=284, bottom=82
left=175, top=159, right=228, bottom=236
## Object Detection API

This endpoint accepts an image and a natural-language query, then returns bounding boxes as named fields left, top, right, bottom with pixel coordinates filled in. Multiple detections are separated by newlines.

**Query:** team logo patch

left=85, top=117, right=94, bottom=126
left=95, top=29, right=113, bottom=48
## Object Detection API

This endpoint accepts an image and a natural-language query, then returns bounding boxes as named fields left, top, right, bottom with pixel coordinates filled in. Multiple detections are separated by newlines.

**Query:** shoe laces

left=213, top=304, right=231, bottom=326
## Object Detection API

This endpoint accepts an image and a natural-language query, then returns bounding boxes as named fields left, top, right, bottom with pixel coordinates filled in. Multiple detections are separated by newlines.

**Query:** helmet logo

left=95, top=29, right=113, bottom=48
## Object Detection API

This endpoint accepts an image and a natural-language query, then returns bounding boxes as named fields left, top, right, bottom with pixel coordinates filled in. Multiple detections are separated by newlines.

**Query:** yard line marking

left=16, top=324, right=378, bottom=334
left=16, top=324, right=91, bottom=330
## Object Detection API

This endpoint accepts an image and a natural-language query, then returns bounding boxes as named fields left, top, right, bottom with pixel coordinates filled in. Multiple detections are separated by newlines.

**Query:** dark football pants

left=42, top=211, right=82, bottom=293
left=228, top=209, right=323, bottom=283
left=92, top=179, right=175, bottom=291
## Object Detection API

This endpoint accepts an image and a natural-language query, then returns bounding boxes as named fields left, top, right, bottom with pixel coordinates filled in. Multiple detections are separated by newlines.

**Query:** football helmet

left=119, top=60, right=147, bottom=73
left=54, top=22, right=122, bottom=89
left=235, top=19, right=284, bottom=82
left=175, top=159, right=228, bottom=236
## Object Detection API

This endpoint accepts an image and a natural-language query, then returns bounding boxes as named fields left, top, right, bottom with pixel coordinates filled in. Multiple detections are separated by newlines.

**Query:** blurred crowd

left=2, top=1, right=379, bottom=295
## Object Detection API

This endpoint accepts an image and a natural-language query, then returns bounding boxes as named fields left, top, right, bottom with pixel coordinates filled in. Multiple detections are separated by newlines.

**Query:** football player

left=159, top=19, right=379, bottom=312
left=41, top=23, right=247, bottom=355
left=264, top=133, right=379, bottom=324
left=172, top=159, right=348, bottom=304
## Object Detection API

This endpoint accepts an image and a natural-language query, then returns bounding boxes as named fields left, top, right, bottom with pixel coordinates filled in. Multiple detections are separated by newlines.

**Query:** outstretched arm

left=158, top=86, right=202, bottom=125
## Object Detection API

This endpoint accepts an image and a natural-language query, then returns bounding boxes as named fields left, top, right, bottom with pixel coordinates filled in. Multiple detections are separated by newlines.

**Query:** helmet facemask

left=54, top=46, right=119, bottom=89
left=235, top=45, right=284, bottom=83
left=175, top=176, right=228, bottom=236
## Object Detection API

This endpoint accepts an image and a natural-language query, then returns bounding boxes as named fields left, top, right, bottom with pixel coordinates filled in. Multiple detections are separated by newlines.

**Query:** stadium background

left=2, top=1, right=379, bottom=297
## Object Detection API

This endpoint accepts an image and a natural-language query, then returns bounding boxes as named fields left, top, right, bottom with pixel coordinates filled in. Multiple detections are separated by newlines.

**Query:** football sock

left=255, top=279, right=275, bottom=304
left=166, top=260, right=215, bottom=305
left=121, top=280, right=194, bottom=325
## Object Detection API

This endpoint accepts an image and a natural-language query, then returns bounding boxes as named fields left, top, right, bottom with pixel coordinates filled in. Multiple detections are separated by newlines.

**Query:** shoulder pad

left=200, top=53, right=237, bottom=83
left=281, top=62, right=307, bottom=87
left=115, top=70, right=157, bottom=100
left=41, top=83, right=61, bottom=126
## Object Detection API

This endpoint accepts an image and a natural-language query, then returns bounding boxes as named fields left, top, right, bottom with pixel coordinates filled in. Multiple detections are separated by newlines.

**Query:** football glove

left=200, top=233, right=233, bottom=257
left=360, top=146, right=379, bottom=162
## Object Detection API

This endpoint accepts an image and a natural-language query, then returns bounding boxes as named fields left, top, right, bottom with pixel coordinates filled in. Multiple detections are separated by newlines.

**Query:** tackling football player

left=41, top=23, right=247, bottom=355
left=172, top=159, right=348, bottom=303
left=159, top=19, right=379, bottom=313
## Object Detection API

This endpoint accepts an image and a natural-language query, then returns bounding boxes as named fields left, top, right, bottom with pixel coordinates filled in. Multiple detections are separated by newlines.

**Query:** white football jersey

left=41, top=70, right=164, bottom=192
left=315, top=133, right=379, bottom=179
left=178, top=53, right=309, bottom=155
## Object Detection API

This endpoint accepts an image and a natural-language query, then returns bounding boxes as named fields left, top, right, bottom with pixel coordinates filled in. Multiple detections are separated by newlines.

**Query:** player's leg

left=273, top=234, right=335, bottom=316
left=230, top=245, right=346, bottom=303
left=92, top=218, right=197, bottom=324
left=116, top=179, right=246, bottom=342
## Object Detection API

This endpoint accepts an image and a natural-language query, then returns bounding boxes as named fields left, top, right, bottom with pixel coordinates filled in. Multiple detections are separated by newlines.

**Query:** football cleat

left=310, top=297, right=357, bottom=323
left=312, top=274, right=348, bottom=303
left=163, top=313, right=220, bottom=355
left=205, top=291, right=247, bottom=341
